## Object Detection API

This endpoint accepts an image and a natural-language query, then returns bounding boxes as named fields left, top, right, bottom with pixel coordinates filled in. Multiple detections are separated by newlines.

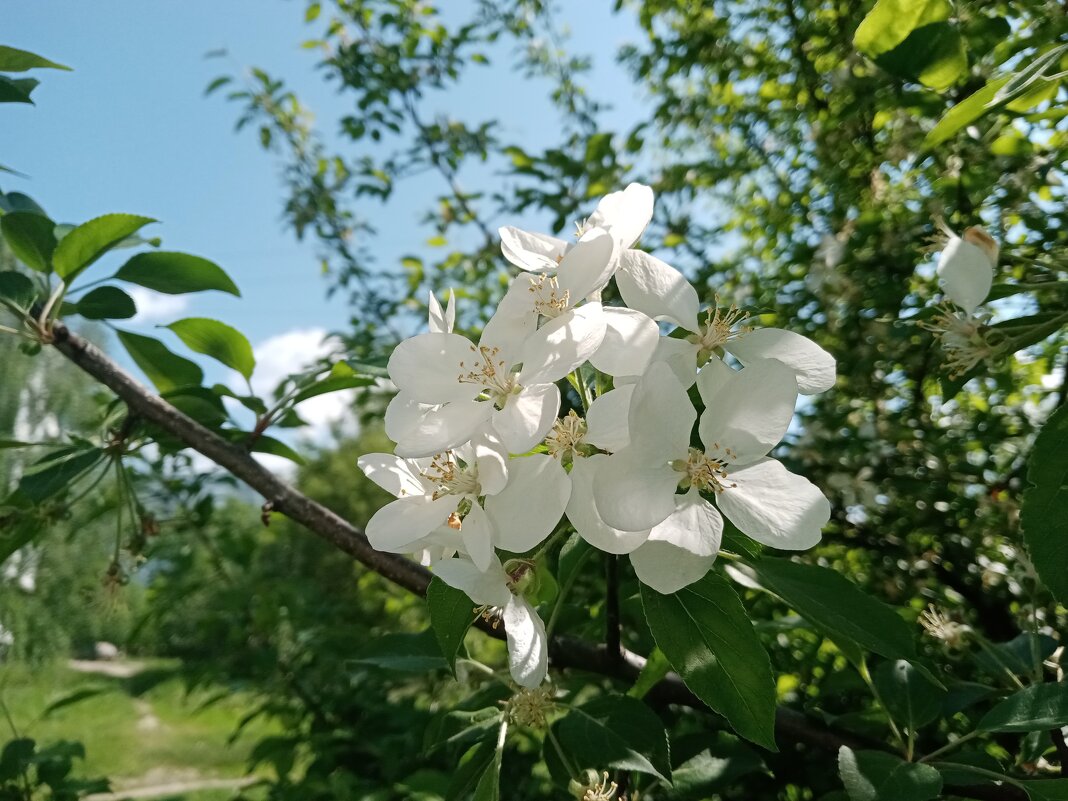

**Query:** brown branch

left=48, top=323, right=1027, bottom=801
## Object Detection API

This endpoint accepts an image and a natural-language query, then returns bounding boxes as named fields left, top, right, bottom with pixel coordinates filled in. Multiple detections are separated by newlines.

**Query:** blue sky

left=4, top=2, right=644, bottom=348
left=4, top=2, right=646, bottom=453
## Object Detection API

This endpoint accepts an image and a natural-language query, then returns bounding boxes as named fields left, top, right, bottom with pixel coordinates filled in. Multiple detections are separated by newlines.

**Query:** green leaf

left=628, top=646, right=672, bottom=701
left=0, top=439, right=34, bottom=449
left=351, top=631, right=447, bottom=673
left=668, top=733, right=765, bottom=799
left=641, top=572, right=777, bottom=750
left=291, top=364, right=374, bottom=404
left=447, top=739, right=497, bottom=801
left=0, top=516, right=40, bottom=563
left=979, top=682, right=1068, bottom=733
left=923, top=77, right=1009, bottom=149
left=75, top=286, right=135, bottom=320
left=839, top=747, right=942, bottom=801
left=750, top=558, right=916, bottom=661
left=854, top=0, right=949, bottom=59
left=1021, top=404, right=1068, bottom=603
left=115, top=251, right=240, bottom=296
left=426, top=577, right=475, bottom=672
left=0, top=75, right=38, bottom=104
left=0, top=271, right=37, bottom=309
left=872, top=660, right=945, bottom=730
left=17, top=448, right=105, bottom=504
left=473, top=728, right=504, bottom=801
left=0, top=45, right=71, bottom=72
left=553, top=695, right=672, bottom=782
left=117, top=329, right=204, bottom=392
left=0, top=191, right=47, bottom=215
left=53, top=214, right=156, bottom=282
left=874, top=23, right=966, bottom=90
left=1, top=211, right=57, bottom=272
left=43, top=687, right=114, bottom=717
left=166, top=317, right=255, bottom=379
left=1024, top=779, right=1068, bottom=800
left=248, top=434, right=306, bottom=466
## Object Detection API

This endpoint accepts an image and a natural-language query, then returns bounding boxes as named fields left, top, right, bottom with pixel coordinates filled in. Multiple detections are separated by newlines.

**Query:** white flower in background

left=433, top=555, right=548, bottom=687
left=428, top=289, right=456, bottom=334
left=359, top=432, right=571, bottom=568
left=385, top=303, right=606, bottom=456
left=593, top=359, right=830, bottom=592
left=921, top=224, right=1000, bottom=377
left=937, top=225, right=998, bottom=314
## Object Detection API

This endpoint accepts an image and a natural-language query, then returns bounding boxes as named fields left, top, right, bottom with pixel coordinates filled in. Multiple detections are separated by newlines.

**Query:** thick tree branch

left=48, top=324, right=1026, bottom=801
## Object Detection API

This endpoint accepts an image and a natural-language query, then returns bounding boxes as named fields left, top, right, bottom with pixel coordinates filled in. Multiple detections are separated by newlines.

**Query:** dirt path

left=84, top=776, right=257, bottom=800
left=67, top=659, right=146, bottom=678
left=67, top=660, right=256, bottom=799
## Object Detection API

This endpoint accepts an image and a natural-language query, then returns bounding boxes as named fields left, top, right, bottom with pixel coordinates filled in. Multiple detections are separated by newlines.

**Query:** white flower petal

left=385, top=393, right=493, bottom=458
left=503, top=596, right=548, bottom=687
left=937, top=236, right=994, bottom=315
left=499, top=226, right=568, bottom=273
left=356, top=453, right=429, bottom=497
left=631, top=539, right=718, bottom=595
left=593, top=449, right=679, bottom=532
left=628, top=361, right=695, bottom=462
left=485, top=454, right=571, bottom=553
left=473, top=426, right=509, bottom=496
left=493, top=383, right=560, bottom=454
left=388, top=332, right=482, bottom=404
left=698, top=358, right=797, bottom=465
left=616, top=249, right=700, bottom=332
left=518, top=303, right=607, bottom=385
left=646, top=489, right=723, bottom=556
left=427, top=290, right=456, bottom=334
left=460, top=501, right=495, bottom=572
left=556, top=227, right=617, bottom=300
left=725, top=328, right=836, bottom=395
left=585, top=385, right=634, bottom=452
left=589, top=307, right=660, bottom=377
left=433, top=555, right=512, bottom=608
left=694, top=357, right=735, bottom=409
left=717, top=458, right=830, bottom=551
left=366, top=494, right=457, bottom=552
left=566, top=455, right=649, bottom=554
left=480, top=274, right=539, bottom=365
left=588, top=183, right=654, bottom=248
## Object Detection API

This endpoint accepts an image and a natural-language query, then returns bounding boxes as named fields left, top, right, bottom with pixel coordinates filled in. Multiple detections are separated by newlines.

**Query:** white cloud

left=245, top=327, right=358, bottom=446
left=128, top=287, right=189, bottom=323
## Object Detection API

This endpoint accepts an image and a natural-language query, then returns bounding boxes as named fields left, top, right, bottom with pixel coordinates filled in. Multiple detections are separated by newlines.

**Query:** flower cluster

left=358, top=184, right=835, bottom=687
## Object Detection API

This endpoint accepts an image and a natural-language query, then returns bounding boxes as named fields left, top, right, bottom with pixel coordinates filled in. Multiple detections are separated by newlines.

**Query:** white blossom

left=433, top=555, right=548, bottom=687
left=593, top=359, right=830, bottom=592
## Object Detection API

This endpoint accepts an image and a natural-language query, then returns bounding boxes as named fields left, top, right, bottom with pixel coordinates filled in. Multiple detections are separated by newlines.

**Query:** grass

left=0, top=660, right=278, bottom=791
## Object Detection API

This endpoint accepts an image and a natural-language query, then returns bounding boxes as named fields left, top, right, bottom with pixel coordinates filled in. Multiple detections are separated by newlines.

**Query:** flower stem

left=918, top=729, right=981, bottom=763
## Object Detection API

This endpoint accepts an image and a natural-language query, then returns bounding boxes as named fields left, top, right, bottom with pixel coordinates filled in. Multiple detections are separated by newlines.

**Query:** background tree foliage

left=2, top=1, right=1068, bottom=800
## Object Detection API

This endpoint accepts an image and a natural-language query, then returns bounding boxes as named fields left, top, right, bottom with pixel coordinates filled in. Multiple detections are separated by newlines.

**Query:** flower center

left=424, top=452, right=480, bottom=499
left=506, top=685, right=555, bottom=728
left=691, top=302, right=750, bottom=356
left=673, top=446, right=736, bottom=494
left=528, top=274, right=571, bottom=318
left=919, top=305, right=994, bottom=378
left=545, top=410, right=587, bottom=460
left=458, top=344, right=520, bottom=405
